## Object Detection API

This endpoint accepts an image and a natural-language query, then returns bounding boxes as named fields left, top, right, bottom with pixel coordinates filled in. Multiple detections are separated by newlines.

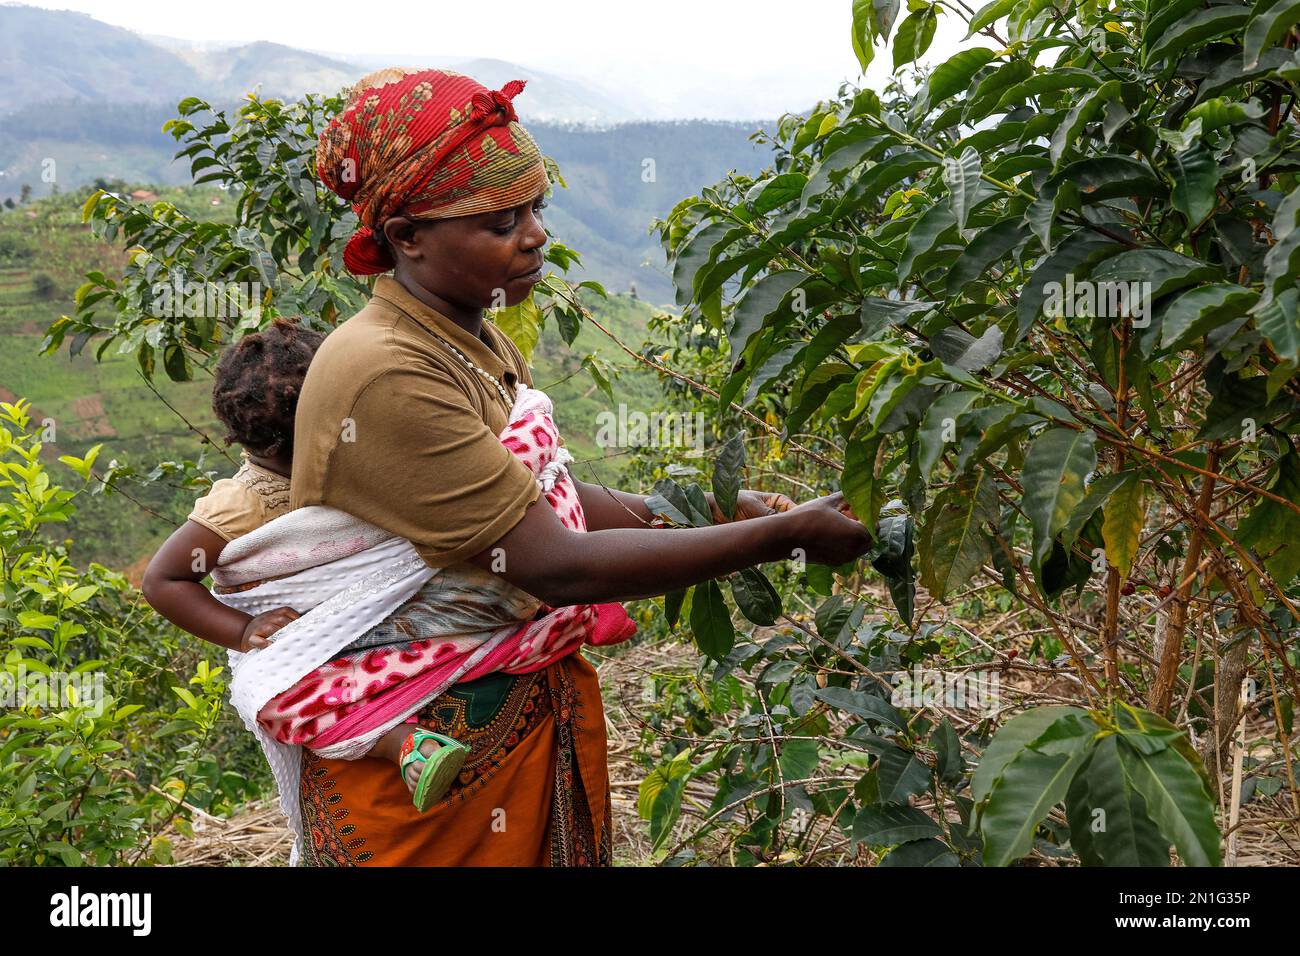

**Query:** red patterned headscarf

left=316, top=67, right=550, bottom=275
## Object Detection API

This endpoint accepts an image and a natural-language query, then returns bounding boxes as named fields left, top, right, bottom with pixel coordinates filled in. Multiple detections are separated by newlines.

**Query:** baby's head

left=212, top=317, right=324, bottom=461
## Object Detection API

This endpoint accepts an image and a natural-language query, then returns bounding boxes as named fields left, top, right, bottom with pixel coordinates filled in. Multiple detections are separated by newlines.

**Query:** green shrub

left=0, top=399, right=266, bottom=865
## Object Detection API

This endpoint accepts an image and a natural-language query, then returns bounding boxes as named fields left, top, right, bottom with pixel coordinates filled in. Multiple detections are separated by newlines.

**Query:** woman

left=291, top=67, right=872, bottom=865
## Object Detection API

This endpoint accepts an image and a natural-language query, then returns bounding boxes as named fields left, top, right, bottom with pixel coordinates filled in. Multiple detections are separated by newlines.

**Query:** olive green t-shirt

left=290, top=275, right=543, bottom=568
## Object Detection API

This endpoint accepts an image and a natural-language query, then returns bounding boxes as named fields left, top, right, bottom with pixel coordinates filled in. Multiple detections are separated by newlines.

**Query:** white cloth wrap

left=214, top=516, right=435, bottom=865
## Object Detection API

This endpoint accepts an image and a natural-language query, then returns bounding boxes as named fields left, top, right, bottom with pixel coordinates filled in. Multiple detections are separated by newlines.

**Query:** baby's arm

left=141, top=519, right=299, bottom=652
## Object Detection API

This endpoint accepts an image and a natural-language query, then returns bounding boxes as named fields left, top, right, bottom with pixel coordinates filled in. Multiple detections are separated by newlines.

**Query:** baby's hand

left=240, top=606, right=301, bottom=652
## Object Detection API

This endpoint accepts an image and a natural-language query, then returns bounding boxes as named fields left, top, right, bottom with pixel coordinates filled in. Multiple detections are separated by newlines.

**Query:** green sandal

left=399, top=728, right=470, bottom=812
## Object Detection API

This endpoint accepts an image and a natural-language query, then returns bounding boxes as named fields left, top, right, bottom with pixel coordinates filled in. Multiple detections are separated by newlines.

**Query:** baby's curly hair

left=211, top=317, right=325, bottom=459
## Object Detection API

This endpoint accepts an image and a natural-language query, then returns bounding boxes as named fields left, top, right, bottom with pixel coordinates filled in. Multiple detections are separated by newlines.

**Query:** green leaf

left=1253, top=287, right=1300, bottom=365
left=920, top=468, right=999, bottom=599
left=494, top=296, right=543, bottom=362
left=918, top=389, right=977, bottom=477
left=931, top=324, right=1003, bottom=371
left=995, top=68, right=1103, bottom=111
left=1162, top=284, right=1259, bottom=351
left=965, top=0, right=1018, bottom=38
left=842, top=436, right=881, bottom=529
left=1016, top=229, right=1125, bottom=339
left=688, top=579, right=735, bottom=660
left=728, top=271, right=807, bottom=368
left=942, top=147, right=983, bottom=232
left=711, top=432, right=745, bottom=519
left=1101, top=474, right=1144, bottom=579
left=1145, top=7, right=1251, bottom=69
left=894, top=6, right=940, bottom=71
left=1061, top=472, right=1128, bottom=549
left=747, top=173, right=808, bottom=215
left=927, top=48, right=997, bottom=104
left=875, top=741, right=933, bottom=801
left=17, top=610, right=58, bottom=630
left=1183, top=97, right=1267, bottom=135
left=853, top=803, right=942, bottom=846
left=1244, top=0, right=1300, bottom=69
left=948, top=220, right=1029, bottom=294
left=1118, top=738, right=1221, bottom=866
left=730, top=567, right=782, bottom=626
left=972, top=706, right=1088, bottom=807
left=1021, top=428, right=1098, bottom=567
left=935, top=717, right=966, bottom=785
left=896, top=202, right=958, bottom=282
left=1090, top=249, right=1222, bottom=300
left=880, top=838, right=961, bottom=865
left=813, top=686, right=907, bottom=729
left=1050, top=81, right=1121, bottom=167
left=673, top=222, right=738, bottom=307
left=1170, top=145, right=1221, bottom=227
left=1066, top=735, right=1170, bottom=866
left=980, top=716, right=1095, bottom=866
left=664, top=587, right=688, bottom=629
left=1050, top=155, right=1165, bottom=204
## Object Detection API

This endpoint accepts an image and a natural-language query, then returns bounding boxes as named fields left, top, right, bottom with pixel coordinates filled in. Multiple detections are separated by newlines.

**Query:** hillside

left=0, top=106, right=775, bottom=304
left=0, top=188, right=668, bottom=574
left=0, top=6, right=198, bottom=110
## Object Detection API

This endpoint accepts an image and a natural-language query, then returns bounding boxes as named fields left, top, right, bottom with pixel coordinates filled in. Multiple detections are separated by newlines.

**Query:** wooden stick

left=1226, top=676, right=1254, bottom=866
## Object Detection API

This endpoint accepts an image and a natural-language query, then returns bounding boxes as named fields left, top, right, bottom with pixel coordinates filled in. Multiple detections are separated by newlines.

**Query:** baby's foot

left=398, top=731, right=441, bottom=793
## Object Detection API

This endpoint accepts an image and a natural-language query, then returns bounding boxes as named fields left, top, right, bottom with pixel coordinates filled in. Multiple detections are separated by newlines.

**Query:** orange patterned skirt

left=297, top=653, right=611, bottom=865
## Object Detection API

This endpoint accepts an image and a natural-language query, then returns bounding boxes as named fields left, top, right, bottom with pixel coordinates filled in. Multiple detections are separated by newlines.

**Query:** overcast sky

left=23, top=0, right=972, bottom=119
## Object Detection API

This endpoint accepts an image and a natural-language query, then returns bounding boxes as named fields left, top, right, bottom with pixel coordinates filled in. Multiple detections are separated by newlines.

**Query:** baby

left=142, top=318, right=467, bottom=811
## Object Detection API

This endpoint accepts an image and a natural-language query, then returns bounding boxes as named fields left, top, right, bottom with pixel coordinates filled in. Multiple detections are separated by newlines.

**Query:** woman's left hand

left=708, top=489, right=797, bottom=524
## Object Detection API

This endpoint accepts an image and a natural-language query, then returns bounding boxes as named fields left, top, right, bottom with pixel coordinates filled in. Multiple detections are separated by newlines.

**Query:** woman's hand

left=775, top=491, right=873, bottom=567
left=708, top=489, right=797, bottom=523
left=240, top=606, right=301, bottom=652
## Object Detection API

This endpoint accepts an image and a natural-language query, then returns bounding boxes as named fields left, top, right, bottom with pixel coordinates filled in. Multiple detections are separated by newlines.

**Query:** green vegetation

left=624, top=0, right=1300, bottom=865
left=7, top=0, right=1300, bottom=867
left=0, top=400, right=268, bottom=865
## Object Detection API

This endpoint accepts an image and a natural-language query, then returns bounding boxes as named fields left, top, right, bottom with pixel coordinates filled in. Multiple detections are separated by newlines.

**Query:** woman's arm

left=141, top=521, right=297, bottom=652
left=573, top=480, right=796, bottom=532
left=571, top=479, right=654, bottom=530
left=467, top=490, right=870, bottom=606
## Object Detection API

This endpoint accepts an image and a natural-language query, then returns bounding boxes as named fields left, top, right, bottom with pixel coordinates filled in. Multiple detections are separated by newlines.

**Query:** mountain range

left=0, top=5, right=756, bottom=123
left=0, top=4, right=790, bottom=303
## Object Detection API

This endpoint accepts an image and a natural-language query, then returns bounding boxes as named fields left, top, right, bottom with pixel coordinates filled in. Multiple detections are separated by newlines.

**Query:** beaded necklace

left=428, top=327, right=516, bottom=411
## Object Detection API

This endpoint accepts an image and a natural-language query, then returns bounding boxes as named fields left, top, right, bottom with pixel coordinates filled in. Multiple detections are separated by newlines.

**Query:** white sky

left=21, top=0, right=972, bottom=118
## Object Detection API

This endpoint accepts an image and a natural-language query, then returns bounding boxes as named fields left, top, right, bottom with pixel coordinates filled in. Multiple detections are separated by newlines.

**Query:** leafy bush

left=0, top=233, right=33, bottom=262
left=31, top=272, right=57, bottom=299
left=0, top=400, right=266, bottom=865
left=625, top=0, right=1300, bottom=864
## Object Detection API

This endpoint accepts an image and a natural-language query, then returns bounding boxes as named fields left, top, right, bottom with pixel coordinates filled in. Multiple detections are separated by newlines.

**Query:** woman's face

left=383, top=189, right=549, bottom=310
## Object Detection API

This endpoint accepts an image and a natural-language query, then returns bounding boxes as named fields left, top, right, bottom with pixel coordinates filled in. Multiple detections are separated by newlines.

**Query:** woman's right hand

left=776, top=491, right=874, bottom=567
left=239, top=606, right=301, bottom=652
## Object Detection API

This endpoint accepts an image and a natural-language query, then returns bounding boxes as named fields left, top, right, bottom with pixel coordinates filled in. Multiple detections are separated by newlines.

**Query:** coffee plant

left=630, top=0, right=1300, bottom=865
